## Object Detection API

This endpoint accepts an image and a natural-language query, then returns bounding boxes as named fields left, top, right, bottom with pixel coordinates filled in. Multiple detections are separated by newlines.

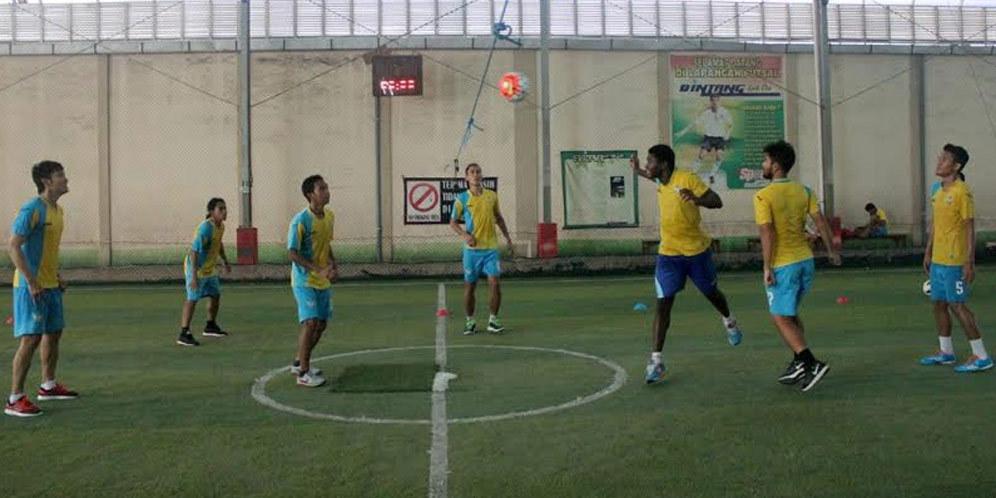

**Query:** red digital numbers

left=378, top=78, right=418, bottom=96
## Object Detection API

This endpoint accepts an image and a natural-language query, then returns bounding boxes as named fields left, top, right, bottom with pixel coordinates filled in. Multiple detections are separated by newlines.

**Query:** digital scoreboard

left=372, top=55, right=423, bottom=97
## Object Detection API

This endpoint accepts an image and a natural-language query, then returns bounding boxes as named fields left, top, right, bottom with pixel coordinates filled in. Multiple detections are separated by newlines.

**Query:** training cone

left=633, top=302, right=648, bottom=312
left=836, top=296, right=850, bottom=305
left=436, top=309, right=450, bottom=317
left=4, top=315, right=12, bottom=326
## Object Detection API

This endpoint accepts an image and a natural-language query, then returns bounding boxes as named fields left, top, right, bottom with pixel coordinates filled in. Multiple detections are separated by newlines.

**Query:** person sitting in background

left=852, top=203, right=889, bottom=238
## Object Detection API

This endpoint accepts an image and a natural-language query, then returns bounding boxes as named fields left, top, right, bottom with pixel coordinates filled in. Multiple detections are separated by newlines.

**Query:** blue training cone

left=633, top=302, right=648, bottom=312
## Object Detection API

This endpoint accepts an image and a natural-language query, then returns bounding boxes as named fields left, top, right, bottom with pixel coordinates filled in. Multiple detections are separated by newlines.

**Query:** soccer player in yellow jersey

left=631, top=144, right=744, bottom=384
left=176, top=198, right=232, bottom=347
left=753, top=141, right=840, bottom=392
left=287, top=175, right=338, bottom=387
left=6, top=161, right=78, bottom=418
left=449, top=163, right=514, bottom=335
left=919, top=144, right=991, bottom=373
left=853, top=202, right=889, bottom=238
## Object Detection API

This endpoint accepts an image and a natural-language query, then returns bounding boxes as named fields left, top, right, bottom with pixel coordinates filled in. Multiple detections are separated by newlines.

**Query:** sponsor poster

left=671, top=53, right=785, bottom=189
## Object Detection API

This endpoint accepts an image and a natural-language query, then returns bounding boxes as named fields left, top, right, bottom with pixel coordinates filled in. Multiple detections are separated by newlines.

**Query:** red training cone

left=436, top=309, right=450, bottom=317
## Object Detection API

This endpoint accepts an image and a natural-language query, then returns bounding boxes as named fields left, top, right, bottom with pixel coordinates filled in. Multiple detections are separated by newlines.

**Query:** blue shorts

left=185, top=274, right=221, bottom=302
left=654, top=249, right=718, bottom=299
left=765, top=259, right=815, bottom=316
left=12, top=287, right=64, bottom=337
left=293, top=286, right=333, bottom=323
left=463, top=249, right=500, bottom=283
left=871, top=226, right=888, bottom=237
left=930, top=263, right=968, bottom=303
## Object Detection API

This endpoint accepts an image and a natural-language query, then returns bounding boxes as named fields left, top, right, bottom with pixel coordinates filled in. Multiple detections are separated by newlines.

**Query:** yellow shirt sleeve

left=753, top=192, right=772, bottom=225
left=686, top=173, right=709, bottom=198
left=806, top=187, right=820, bottom=216
left=960, top=187, right=974, bottom=221
left=453, top=198, right=464, bottom=219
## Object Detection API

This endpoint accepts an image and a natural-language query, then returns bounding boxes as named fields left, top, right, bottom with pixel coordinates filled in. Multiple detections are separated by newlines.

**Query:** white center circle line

left=251, top=345, right=628, bottom=425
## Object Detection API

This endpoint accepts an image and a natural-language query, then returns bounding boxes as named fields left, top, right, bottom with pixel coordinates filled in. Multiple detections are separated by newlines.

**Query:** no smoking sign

left=403, top=177, right=499, bottom=225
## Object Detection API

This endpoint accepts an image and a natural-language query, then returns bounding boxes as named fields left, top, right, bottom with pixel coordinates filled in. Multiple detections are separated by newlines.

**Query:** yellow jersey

left=930, top=180, right=974, bottom=266
left=452, top=189, right=500, bottom=250
left=875, top=208, right=889, bottom=227
left=184, top=219, right=224, bottom=279
left=11, top=197, right=63, bottom=289
left=656, top=169, right=712, bottom=257
left=287, top=206, right=335, bottom=289
left=753, top=179, right=819, bottom=268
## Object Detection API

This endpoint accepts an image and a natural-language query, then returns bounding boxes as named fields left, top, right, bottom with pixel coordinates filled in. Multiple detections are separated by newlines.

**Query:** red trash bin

left=237, top=227, right=258, bottom=265
left=537, top=223, right=558, bottom=259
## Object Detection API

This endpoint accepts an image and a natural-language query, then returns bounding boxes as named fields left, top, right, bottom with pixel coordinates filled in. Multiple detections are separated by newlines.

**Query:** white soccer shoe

left=296, top=370, right=327, bottom=388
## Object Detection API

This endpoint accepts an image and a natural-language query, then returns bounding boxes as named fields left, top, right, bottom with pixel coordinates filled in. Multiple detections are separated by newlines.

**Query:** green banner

left=670, top=53, right=786, bottom=189
left=561, top=150, right=639, bottom=229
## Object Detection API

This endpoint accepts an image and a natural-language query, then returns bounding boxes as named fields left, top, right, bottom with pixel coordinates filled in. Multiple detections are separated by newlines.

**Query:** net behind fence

left=1, top=3, right=996, bottom=283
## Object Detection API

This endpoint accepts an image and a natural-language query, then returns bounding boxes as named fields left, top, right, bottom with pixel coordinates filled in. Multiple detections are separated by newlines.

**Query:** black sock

left=796, top=348, right=816, bottom=367
left=181, top=326, right=190, bottom=334
left=293, top=359, right=301, bottom=367
left=207, top=320, right=218, bottom=327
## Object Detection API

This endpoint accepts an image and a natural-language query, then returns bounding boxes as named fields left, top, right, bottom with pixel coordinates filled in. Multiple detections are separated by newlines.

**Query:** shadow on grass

left=327, top=362, right=436, bottom=393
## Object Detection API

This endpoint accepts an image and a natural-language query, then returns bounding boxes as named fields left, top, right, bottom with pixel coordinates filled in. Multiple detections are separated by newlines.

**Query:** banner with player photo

left=561, top=150, right=639, bottom=229
left=670, top=53, right=786, bottom=189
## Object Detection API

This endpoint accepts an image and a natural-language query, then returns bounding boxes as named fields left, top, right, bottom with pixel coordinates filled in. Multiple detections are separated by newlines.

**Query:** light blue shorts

left=185, top=274, right=221, bottom=302
left=930, top=263, right=968, bottom=303
left=13, top=287, right=64, bottom=337
left=293, top=286, right=333, bottom=323
left=463, top=249, right=500, bottom=283
left=765, top=259, right=815, bottom=317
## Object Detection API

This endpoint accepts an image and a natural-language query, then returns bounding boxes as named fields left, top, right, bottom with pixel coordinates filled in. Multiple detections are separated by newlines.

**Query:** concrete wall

left=1, top=49, right=994, bottom=262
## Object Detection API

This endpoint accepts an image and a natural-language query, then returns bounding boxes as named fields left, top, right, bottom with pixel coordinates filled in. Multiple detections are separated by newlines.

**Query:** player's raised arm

left=631, top=154, right=654, bottom=180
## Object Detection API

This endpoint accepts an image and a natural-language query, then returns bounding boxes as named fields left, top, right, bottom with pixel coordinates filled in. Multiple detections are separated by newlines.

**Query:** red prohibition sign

left=409, top=183, right=440, bottom=213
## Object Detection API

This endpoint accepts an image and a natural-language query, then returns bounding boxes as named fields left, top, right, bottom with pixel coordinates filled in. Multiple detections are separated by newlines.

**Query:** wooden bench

left=746, top=233, right=910, bottom=251
left=641, top=239, right=720, bottom=255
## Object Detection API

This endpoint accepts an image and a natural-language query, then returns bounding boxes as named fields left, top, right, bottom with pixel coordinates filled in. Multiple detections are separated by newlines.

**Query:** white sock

left=8, top=393, right=24, bottom=404
left=651, top=352, right=662, bottom=364
left=970, top=339, right=989, bottom=360
left=939, top=336, right=954, bottom=355
left=723, top=315, right=737, bottom=328
left=466, top=316, right=474, bottom=322
left=41, top=380, right=56, bottom=390
left=489, top=314, right=497, bottom=322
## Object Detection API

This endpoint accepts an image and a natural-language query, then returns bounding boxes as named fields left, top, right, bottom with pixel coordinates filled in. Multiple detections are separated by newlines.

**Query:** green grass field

left=1, top=268, right=994, bottom=496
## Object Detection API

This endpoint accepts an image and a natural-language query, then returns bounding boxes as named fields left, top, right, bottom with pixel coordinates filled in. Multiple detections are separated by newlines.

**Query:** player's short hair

left=648, top=144, right=675, bottom=171
left=943, top=143, right=969, bottom=180
left=31, top=160, right=64, bottom=194
left=206, top=197, right=226, bottom=218
left=864, top=203, right=876, bottom=212
left=763, top=140, right=796, bottom=173
left=465, top=163, right=481, bottom=174
left=301, top=174, right=324, bottom=200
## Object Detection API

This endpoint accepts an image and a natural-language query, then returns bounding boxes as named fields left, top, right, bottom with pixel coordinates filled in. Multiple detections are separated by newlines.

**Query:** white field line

left=429, top=283, right=453, bottom=498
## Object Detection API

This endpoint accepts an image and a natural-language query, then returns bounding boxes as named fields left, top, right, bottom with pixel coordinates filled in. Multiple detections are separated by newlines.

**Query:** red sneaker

left=37, top=384, right=79, bottom=401
left=4, top=396, right=42, bottom=417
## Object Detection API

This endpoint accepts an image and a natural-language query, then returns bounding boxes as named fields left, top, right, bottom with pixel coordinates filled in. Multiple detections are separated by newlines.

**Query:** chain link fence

left=1, top=0, right=996, bottom=283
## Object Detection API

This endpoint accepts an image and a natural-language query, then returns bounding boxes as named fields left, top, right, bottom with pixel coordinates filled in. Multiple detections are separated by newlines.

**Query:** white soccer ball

left=922, top=280, right=931, bottom=297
